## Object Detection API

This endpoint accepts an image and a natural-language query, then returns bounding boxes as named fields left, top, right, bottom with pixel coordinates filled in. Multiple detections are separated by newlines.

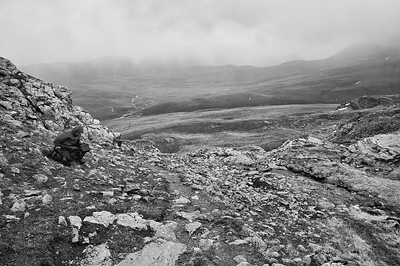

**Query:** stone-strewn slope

left=0, top=57, right=115, bottom=144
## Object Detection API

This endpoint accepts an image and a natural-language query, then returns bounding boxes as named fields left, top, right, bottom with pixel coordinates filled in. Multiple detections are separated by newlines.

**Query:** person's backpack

left=80, top=143, right=90, bottom=152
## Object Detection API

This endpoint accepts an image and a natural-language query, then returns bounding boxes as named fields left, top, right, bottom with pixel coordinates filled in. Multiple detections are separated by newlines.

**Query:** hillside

left=20, top=43, right=400, bottom=121
left=2, top=56, right=400, bottom=266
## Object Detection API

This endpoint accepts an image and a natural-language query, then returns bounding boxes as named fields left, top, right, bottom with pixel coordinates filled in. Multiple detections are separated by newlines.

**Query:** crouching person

left=52, top=125, right=90, bottom=166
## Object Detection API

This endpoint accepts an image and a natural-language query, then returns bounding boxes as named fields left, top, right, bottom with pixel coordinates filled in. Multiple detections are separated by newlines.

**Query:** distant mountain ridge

left=19, top=42, right=400, bottom=120
left=20, top=43, right=398, bottom=82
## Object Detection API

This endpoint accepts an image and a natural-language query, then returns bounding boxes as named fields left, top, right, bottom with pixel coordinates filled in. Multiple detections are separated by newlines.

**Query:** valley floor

left=105, top=104, right=340, bottom=152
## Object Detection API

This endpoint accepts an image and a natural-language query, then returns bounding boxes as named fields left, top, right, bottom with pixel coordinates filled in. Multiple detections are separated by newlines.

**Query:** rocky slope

left=1, top=56, right=400, bottom=266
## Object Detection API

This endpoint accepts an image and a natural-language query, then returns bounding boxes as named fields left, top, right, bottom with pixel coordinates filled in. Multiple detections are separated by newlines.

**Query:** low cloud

left=1, top=0, right=399, bottom=66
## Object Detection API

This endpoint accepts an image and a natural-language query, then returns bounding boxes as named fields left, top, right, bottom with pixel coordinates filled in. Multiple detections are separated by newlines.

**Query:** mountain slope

left=2, top=56, right=400, bottom=266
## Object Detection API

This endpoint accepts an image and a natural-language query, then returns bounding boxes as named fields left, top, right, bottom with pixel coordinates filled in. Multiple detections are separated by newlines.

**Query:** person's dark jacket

left=54, top=126, right=83, bottom=149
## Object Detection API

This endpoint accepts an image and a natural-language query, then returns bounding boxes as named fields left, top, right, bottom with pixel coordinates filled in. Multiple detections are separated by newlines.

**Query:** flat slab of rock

left=83, top=211, right=116, bottom=227
left=352, top=133, right=400, bottom=161
left=153, top=221, right=178, bottom=241
left=116, top=213, right=147, bottom=230
left=185, top=221, right=202, bottom=236
left=176, top=210, right=201, bottom=221
left=115, top=239, right=187, bottom=266
left=173, top=196, right=191, bottom=204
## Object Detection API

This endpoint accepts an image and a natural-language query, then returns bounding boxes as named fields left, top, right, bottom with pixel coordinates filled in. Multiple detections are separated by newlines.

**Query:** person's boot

left=61, top=159, right=71, bottom=167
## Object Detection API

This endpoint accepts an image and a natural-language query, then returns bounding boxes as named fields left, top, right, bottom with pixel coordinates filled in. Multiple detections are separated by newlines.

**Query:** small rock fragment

left=11, top=167, right=20, bottom=174
left=199, top=239, right=214, bottom=251
left=23, top=189, right=42, bottom=197
left=116, top=212, right=147, bottom=230
left=185, top=221, right=202, bottom=236
left=58, top=216, right=68, bottom=226
left=80, top=243, right=112, bottom=266
left=71, top=227, right=80, bottom=243
left=193, top=247, right=202, bottom=255
left=4, top=215, right=20, bottom=222
left=297, top=244, right=307, bottom=252
left=174, top=196, right=190, bottom=204
left=229, top=239, right=250, bottom=246
left=42, top=194, right=52, bottom=205
left=84, top=211, right=116, bottom=228
left=32, top=174, right=48, bottom=183
left=176, top=210, right=201, bottom=221
left=234, top=255, right=247, bottom=263
left=153, top=221, right=178, bottom=241
left=191, top=195, right=199, bottom=200
left=317, top=200, right=335, bottom=210
left=68, top=216, right=83, bottom=229
left=102, top=191, right=114, bottom=197
left=11, top=199, right=26, bottom=212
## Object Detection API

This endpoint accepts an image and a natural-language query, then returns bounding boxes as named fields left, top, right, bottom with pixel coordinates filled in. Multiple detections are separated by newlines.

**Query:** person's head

left=72, top=126, right=84, bottom=137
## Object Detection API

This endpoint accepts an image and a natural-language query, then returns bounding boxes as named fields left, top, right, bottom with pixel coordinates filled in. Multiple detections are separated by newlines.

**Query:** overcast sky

left=1, top=0, right=399, bottom=67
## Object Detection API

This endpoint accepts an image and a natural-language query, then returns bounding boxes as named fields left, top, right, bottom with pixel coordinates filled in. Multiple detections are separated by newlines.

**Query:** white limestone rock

left=115, top=239, right=186, bottom=266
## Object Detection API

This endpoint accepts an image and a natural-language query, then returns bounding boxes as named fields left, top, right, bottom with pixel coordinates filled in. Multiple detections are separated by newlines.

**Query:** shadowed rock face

left=0, top=57, right=116, bottom=144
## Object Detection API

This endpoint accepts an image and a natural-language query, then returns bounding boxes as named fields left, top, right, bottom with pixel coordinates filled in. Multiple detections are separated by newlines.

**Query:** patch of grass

left=108, top=104, right=338, bottom=153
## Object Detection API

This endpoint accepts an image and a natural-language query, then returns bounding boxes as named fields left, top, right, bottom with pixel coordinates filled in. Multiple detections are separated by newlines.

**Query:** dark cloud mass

left=1, top=0, right=399, bottom=66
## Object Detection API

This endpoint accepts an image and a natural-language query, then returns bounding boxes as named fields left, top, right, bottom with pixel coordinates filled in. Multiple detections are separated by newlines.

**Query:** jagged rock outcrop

left=0, top=57, right=116, bottom=144
left=348, top=133, right=400, bottom=162
left=269, top=136, right=400, bottom=206
left=349, top=94, right=400, bottom=110
left=332, top=102, right=400, bottom=143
